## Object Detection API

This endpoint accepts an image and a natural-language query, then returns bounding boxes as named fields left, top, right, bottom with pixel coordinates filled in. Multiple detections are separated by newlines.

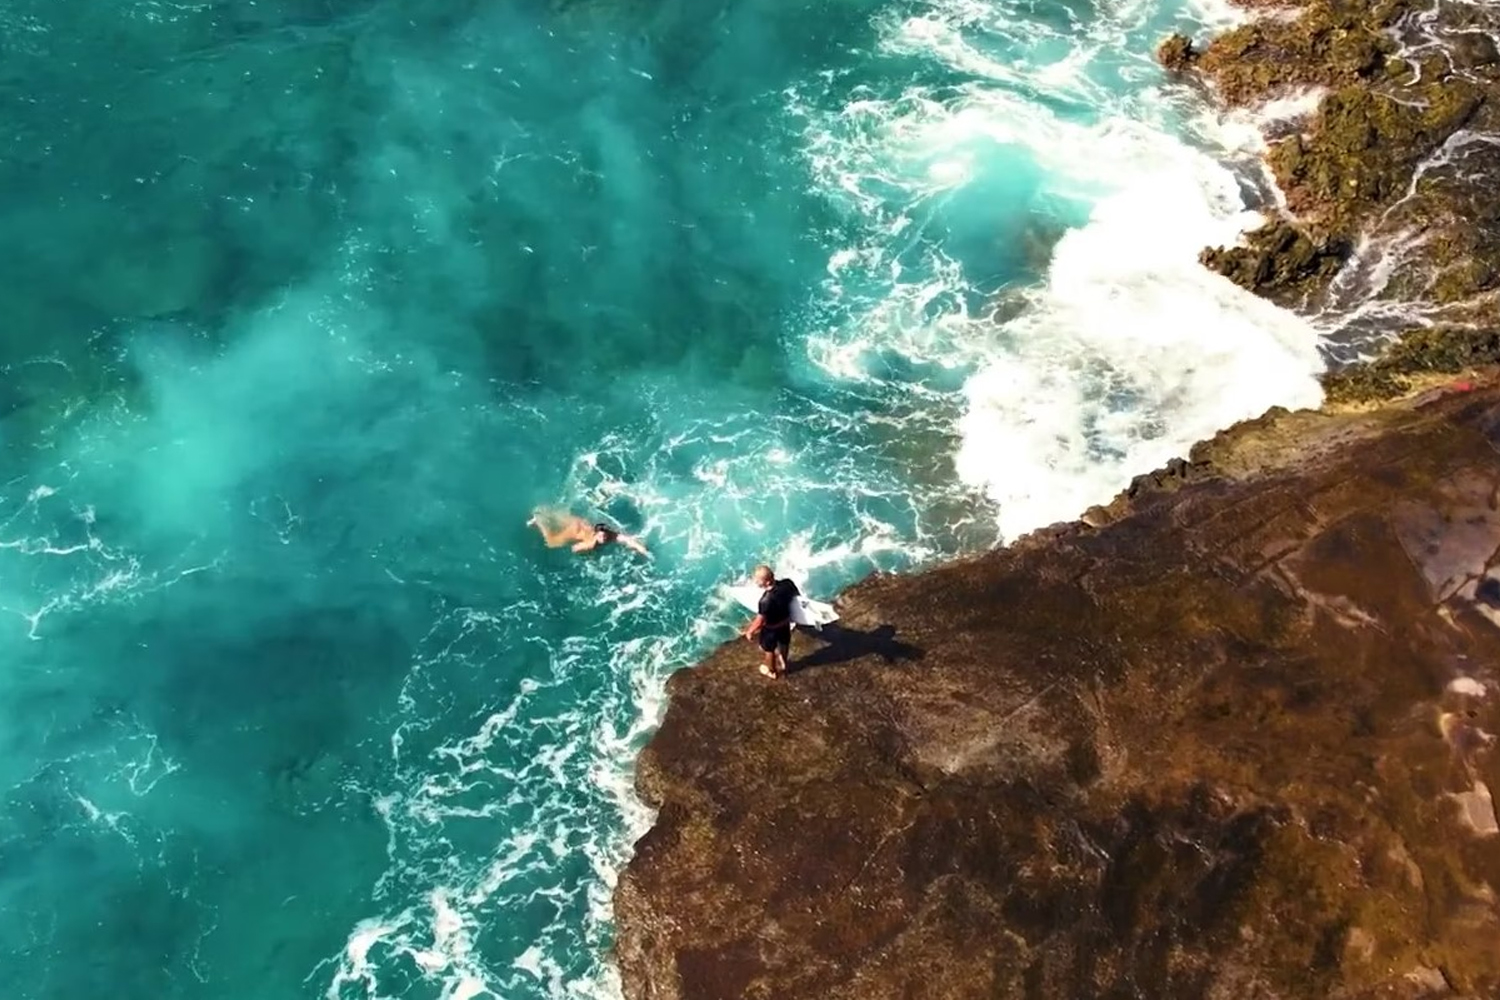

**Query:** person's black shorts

left=758, top=626, right=791, bottom=655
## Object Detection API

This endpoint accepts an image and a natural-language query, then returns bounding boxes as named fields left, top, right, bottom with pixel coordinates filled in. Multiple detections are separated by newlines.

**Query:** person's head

left=753, top=565, right=774, bottom=589
left=594, top=523, right=617, bottom=545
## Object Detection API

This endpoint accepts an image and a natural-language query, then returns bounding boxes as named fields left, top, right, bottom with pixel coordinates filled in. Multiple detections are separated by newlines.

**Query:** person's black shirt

left=757, top=578, right=800, bottom=629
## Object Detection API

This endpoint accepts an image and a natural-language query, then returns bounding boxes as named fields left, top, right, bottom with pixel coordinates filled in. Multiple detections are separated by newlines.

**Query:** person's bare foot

left=758, top=664, right=777, bottom=679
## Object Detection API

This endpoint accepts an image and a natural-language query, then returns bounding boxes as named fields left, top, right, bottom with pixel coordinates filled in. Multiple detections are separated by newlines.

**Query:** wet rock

left=1157, top=33, right=1198, bottom=74
left=1452, top=781, right=1499, bottom=836
left=1181, top=0, right=1498, bottom=310
left=1199, top=220, right=1349, bottom=304
left=1267, top=82, right=1483, bottom=229
left=1194, top=1, right=1400, bottom=107
left=1451, top=32, right=1500, bottom=72
left=615, top=380, right=1500, bottom=1000
left=1323, top=328, right=1500, bottom=403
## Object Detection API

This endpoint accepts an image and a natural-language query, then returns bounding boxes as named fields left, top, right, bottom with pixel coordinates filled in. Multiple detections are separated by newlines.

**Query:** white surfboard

left=726, top=583, right=839, bottom=631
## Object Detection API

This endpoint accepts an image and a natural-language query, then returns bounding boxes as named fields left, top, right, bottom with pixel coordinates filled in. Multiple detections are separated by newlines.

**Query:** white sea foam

left=954, top=134, right=1325, bottom=534
left=1450, top=677, right=1488, bottom=698
left=794, top=0, right=1326, bottom=542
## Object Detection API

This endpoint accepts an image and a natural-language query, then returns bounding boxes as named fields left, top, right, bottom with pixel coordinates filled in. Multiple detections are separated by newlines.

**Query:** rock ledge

left=616, top=377, right=1500, bottom=1000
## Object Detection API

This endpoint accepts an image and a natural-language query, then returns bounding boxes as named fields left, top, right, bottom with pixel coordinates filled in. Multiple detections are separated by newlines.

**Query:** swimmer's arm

left=619, top=534, right=651, bottom=557
left=571, top=538, right=598, bottom=553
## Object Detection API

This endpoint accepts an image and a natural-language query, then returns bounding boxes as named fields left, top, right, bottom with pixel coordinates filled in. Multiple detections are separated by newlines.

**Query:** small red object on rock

left=1453, top=381, right=1475, bottom=392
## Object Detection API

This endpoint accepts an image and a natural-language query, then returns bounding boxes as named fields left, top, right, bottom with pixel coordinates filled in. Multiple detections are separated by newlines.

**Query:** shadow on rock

left=790, top=622, right=922, bottom=673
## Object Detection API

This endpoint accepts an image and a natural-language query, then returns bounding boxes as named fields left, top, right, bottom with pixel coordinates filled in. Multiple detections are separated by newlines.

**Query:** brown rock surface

left=1157, top=33, right=1197, bottom=74
left=1198, top=221, right=1349, bottom=305
left=1191, top=0, right=1402, bottom=109
left=615, top=378, right=1500, bottom=1000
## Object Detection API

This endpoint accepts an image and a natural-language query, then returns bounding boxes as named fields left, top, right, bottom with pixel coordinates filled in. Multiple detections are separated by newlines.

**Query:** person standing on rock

left=742, top=564, right=800, bottom=679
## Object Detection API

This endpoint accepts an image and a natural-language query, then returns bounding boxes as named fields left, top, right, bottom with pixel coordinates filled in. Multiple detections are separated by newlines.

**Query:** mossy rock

left=1200, top=221, right=1349, bottom=303
left=1184, top=0, right=1499, bottom=396
left=1431, top=256, right=1500, bottom=303
left=1266, top=81, right=1482, bottom=228
left=1157, top=33, right=1197, bottom=74
left=1194, top=0, right=1401, bottom=106
left=1323, top=327, right=1500, bottom=403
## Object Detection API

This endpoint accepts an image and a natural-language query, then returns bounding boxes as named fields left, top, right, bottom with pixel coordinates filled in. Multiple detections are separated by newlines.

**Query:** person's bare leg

left=529, top=507, right=576, bottom=548
left=759, top=651, right=777, bottom=679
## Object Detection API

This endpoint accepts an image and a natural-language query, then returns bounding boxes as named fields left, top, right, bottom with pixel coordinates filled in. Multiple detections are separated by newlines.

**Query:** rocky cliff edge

left=615, top=376, right=1500, bottom=1000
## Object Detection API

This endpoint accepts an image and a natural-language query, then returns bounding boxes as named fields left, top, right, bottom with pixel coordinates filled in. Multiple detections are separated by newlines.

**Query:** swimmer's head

left=594, top=523, right=617, bottom=545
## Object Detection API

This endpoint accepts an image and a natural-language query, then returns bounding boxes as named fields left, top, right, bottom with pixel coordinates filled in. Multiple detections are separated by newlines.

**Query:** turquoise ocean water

left=0, top=1, right=1328, bottom=997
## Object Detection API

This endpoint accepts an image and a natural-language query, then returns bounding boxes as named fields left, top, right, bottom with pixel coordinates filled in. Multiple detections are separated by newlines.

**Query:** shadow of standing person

left=788, top=622, right=922, bottom=674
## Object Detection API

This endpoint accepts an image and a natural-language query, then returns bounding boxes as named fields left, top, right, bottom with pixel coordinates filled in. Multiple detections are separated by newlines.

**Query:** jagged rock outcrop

left=1197, top=222, right=1349, bottom=303
left=1157, top=32, right=1197, bottom=74
left=615, top=377, right=1500, bottom=1000
left=1192, top=0, right=1402, bottom=108
left=1170, top=0, right=1500, bottom=317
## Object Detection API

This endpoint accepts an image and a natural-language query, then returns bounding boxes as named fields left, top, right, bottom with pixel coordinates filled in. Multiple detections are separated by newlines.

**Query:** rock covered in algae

left=1198, top=221, right=1348, bottom=305
left=614, top=378, right=1500, bottom=1000
left=1161, top=0, right=1500, bottom=310
left=1324, top=329, right=1500, bottom=404
left=1156, top=33, right=1197, bottom=74
left=1264, top=81, right=1482, bottom=231
left=1184, top=0, right=1423, bottom=108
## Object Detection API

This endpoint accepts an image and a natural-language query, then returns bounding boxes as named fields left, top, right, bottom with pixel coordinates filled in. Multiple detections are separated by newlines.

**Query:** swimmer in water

left=526, top=506, right=650, bottom=557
